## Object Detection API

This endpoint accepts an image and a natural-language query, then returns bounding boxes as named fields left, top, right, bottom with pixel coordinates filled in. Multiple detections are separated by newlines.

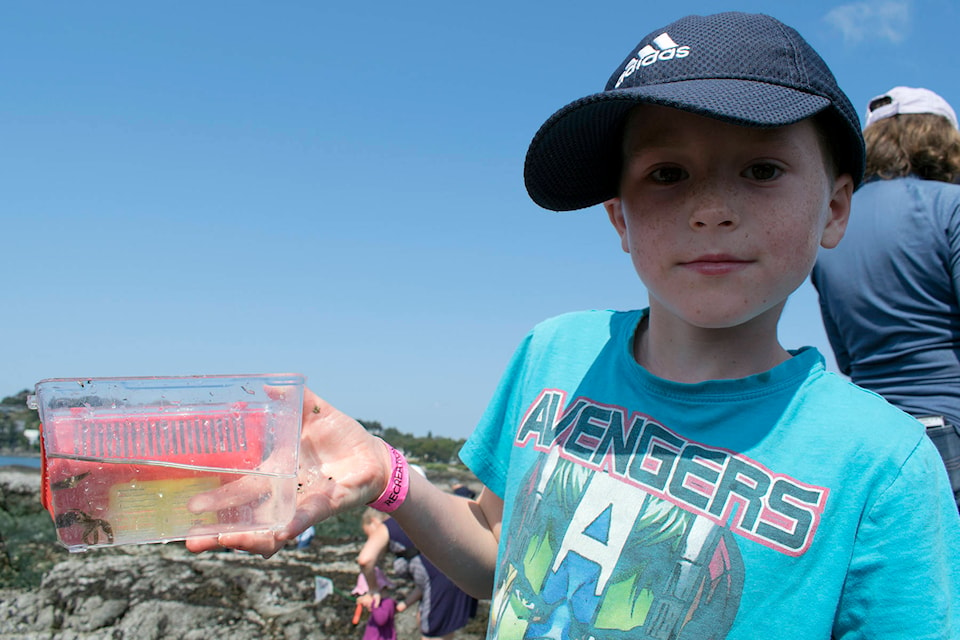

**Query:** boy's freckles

left=605, top=105, right=848, bottom=329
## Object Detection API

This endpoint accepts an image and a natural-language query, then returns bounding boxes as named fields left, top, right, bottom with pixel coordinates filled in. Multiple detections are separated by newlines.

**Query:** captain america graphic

left=490, top=450, right=744, bottom=639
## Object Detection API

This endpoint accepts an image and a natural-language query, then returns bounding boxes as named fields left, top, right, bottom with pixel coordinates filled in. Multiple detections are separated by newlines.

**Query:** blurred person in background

left=813, top=86, right=960, bottom=509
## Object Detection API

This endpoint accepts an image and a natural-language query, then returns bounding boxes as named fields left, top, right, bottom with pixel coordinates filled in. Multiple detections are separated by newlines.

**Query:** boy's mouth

left=680, top=254, right=752, bottom=275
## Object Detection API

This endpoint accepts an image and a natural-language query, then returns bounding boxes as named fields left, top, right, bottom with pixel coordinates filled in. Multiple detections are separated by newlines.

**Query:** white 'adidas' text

left=614, top=33, right=690, bottom=88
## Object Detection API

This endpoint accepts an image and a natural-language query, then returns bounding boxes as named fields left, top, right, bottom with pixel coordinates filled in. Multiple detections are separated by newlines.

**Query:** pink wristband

left=368, top=443, right=410, bottom=513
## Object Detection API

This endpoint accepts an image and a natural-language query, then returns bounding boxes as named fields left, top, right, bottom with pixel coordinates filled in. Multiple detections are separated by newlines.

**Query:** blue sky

left=2, top=1, right=957, bottom=438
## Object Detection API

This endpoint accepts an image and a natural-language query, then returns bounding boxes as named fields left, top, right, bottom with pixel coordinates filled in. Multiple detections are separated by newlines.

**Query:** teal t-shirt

left=460, top=309, right=960, bottom=639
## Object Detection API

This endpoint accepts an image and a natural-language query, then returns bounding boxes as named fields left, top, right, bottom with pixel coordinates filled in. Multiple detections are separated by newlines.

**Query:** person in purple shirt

left=358, top=508, right=477, bottom=640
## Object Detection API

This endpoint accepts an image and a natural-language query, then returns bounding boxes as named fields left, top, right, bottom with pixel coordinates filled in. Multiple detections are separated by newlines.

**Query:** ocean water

left=0, top=455, right=41, bottom=468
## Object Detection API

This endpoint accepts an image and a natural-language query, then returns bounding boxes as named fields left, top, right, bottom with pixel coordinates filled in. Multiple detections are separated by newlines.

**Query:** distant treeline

left=0, top=390, right=466, bottom=464
left=0, top=391, right=40, bottom=451
left=356, top=419, right=467, bottom=465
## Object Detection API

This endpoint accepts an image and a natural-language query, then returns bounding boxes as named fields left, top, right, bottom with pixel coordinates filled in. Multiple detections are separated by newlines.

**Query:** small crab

left=54, top=509, right=114, bottom=546
left=51, top=471, right=90, bottom=490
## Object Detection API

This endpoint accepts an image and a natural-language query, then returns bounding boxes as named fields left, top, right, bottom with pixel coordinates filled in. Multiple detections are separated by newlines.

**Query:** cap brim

left=524, top=79, right=831, bottom=211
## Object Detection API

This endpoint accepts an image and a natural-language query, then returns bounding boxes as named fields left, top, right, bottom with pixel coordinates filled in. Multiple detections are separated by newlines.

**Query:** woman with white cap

left=813, top=86, right=960, bottom=509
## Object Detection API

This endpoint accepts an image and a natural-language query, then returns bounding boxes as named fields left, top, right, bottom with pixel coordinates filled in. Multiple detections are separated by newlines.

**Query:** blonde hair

left=863, top=113, right=960, bottom=183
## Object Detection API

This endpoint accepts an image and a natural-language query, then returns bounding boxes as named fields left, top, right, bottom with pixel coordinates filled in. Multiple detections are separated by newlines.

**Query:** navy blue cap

left=524, top=12, right=865, bottom=211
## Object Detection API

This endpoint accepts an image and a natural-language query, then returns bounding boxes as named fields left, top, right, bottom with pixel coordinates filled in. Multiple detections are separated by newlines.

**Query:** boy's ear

left=820, top=173, right=854, bottom=249
left=604, top=198, right=630, bottom=253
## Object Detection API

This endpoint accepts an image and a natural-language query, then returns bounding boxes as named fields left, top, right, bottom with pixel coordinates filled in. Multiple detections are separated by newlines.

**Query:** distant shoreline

left=0, top=454, right=41, bottom=469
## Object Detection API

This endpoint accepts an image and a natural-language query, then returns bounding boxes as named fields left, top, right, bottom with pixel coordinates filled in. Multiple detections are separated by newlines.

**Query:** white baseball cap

left=865, top=86, right=958, bottom=130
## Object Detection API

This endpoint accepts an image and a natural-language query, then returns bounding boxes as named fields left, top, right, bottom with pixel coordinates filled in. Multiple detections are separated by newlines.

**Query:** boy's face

left=605, top=105, right=853, bottom=331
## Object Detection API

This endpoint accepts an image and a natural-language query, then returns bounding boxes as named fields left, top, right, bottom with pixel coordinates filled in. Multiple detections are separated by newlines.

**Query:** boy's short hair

left=523, top=12, right=865, bottom=212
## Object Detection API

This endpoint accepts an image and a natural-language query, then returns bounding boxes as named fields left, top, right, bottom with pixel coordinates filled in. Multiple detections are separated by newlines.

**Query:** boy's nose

left=688, top=189, right=739, bottom=230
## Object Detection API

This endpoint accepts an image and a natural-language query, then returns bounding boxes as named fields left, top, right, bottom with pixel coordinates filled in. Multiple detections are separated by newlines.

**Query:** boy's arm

left=392, top=476, right=503, bottom=599
left=185, top=388, right=502, bottom=597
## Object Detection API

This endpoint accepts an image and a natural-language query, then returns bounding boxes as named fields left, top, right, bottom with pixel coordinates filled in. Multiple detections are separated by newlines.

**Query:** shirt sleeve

left=369, top=598, right=396, bottom=626
left=821, top=302, right=852, bottom=376
left=834, top=435, right=960, bottom=639
left=810, top=264, right=850, bottom=376
left=810, top=266, right=852, bottom=375
left=944, top=190, right=960, bottom=304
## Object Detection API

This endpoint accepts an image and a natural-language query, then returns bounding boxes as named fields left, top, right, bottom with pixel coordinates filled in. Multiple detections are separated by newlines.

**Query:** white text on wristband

left=368, top=444, right=409, bottom=512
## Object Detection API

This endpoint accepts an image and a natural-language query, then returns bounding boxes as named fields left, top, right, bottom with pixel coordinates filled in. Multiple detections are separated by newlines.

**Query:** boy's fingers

left=262, top=383, right=300, bottom=401
left=302, top=388, right=331, bottom=418
left=281, top=507, right=322, bottom=540
left=186, top=386, right=380, bottom=556
left=184, top=535, right=222, bottom=553
left=215, top=531, right=283, bottom=558
left=187, top=475, right=267, bottom=513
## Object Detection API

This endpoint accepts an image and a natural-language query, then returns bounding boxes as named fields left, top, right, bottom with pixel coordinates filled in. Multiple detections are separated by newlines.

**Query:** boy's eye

left=649, top=166, right=688, bottom=184
left=743, top=163, right=781, bottom=181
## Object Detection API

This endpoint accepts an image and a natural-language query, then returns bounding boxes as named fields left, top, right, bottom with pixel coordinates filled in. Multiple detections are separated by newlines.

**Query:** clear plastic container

left=29, top=373, right=305, bottom=552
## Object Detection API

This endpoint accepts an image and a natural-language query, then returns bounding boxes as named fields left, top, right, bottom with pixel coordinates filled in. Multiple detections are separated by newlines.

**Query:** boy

left=188, top=12, right=960, bottom=638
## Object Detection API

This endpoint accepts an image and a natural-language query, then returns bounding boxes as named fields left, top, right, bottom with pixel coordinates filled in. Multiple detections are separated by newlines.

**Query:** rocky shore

left=0, top=465, right=489, bottom=640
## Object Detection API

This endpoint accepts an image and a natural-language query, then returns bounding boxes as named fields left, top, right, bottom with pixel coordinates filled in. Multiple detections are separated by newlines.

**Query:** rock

left=1, top=541, right=489, bottom=639
left=0, top=465, right=43, bottom=517
left=0, top=465, right=490, bottom=639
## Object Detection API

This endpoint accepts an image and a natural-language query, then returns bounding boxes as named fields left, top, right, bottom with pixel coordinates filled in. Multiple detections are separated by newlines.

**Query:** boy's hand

left=184, top=388, right=392, bottom=558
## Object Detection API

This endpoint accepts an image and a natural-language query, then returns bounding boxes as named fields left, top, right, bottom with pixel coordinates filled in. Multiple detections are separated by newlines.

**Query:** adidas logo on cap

left=615, top=32, right=690, bottom=88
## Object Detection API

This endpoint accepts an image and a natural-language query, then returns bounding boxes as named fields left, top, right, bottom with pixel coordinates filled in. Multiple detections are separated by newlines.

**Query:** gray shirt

left=812, top=176, right=960, bottom=426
